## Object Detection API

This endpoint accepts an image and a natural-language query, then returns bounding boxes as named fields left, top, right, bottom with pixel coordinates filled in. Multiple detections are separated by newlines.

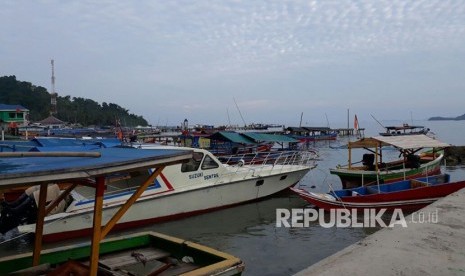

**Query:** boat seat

left=411, top=179, right=428, bottom=188
left=97, top=248, right=171, bottom=270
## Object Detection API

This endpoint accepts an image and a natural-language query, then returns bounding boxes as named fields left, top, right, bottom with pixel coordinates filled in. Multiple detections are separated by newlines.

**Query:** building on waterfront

left=0, top=104, right=29, bottom=137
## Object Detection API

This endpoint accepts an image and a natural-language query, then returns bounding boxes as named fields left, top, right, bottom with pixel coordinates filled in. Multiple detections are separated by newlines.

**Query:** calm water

left=1, top=120, right=464, bottom=275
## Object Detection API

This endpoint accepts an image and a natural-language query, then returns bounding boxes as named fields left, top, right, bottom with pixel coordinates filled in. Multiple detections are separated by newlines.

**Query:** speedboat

left=16, top=145, right=314, bottom=242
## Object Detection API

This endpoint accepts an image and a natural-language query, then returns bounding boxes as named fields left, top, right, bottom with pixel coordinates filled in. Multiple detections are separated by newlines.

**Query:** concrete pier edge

left=295, top=188, right=465, bottom=276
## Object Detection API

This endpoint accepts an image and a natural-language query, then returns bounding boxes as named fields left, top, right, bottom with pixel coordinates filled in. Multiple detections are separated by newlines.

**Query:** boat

left=329, top=135, right=449, bottom=189
left=0, top=231, right=244, bottom=275
left=291, top=174, right=465, bottom=211
left=286, top=127, right=338, bottom=142
left=10, top=143, right=314, bottom=242
left=379, top=124, right=430, bottom=136
left=0, top=146, right=193, bottom=275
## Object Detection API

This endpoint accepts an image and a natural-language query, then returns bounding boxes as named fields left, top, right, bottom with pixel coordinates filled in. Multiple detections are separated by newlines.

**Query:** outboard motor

left=362, top=153, right=375, bottom=170
left=406, top=154, right=420, bottom=168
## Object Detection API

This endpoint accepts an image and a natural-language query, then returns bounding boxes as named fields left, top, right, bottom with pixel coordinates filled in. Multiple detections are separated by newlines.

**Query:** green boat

left=330, top=135, right=449, bottom=189
left=0, top=231, right=244, bottom=275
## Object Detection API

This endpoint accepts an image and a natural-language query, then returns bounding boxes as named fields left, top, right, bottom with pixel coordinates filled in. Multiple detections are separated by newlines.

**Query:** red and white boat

left=291, top=174, right=465, bottom=211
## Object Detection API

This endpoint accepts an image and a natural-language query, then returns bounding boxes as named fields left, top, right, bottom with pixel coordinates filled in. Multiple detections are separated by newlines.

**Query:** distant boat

left=329, top=135, right=449, bottom=189
left=379, top=124, right=430, bottom=136
left=0, top=231, right=244, bottom=275
left=286, top=127, right=338, bottom=142
left=291, top=174, right=465, bottom=211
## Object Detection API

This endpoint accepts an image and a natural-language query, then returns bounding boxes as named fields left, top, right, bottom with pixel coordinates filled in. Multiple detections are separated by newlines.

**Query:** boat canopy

left=349, top=135, right=450, bottom=150
left=241, top=132, right=298, bottom=143
left=0, top=147, right=192, bottom=187
left=208, top=131, right=256, bottom=144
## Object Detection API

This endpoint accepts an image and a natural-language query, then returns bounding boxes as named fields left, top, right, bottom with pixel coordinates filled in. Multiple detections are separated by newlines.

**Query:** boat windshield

left=201, top=155, right=219, bottom=170
left=181, top=152, right=204, bottom=172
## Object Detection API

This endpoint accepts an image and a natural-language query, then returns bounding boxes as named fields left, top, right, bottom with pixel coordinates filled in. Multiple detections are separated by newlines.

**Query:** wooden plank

left=98, top=247, right=170, bottom=270
left=157, top=263, right=200, bottom=276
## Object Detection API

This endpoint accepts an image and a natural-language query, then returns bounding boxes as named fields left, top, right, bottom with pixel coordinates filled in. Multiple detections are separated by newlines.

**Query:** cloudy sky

left=1, top=0, right=465, bottom=127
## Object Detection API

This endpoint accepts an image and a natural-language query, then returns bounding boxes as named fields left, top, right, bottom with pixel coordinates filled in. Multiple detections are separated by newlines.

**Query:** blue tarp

left=0, top=147, right=192, bottom=183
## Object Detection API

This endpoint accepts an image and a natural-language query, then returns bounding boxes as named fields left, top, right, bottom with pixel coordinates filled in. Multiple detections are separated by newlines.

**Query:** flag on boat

left=354, top=115, right=359, bottom=131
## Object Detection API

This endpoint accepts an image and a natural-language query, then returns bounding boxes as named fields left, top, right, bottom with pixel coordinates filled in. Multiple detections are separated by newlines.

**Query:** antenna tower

left=50, top=59, right=58, bottom=115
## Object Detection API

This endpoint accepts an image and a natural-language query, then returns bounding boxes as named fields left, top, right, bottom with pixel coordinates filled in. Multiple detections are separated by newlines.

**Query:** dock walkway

left=295, top=188, right=465, bottom=276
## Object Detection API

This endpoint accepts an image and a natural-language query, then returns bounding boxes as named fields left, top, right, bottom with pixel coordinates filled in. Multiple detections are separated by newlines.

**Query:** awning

left=241, top=133, right=298, bottom=143
left=208, top=131, right=255, bottom=144
left=373, top=135, right=450, bottom=150
left=349, top=135, right=450, bottom=150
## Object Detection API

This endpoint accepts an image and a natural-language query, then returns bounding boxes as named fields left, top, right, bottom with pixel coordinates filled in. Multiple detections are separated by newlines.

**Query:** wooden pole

left=89, top=176, right=105, bottom=276
left=32, top=183, right=48, bottom=266
left=100, top=166, right=165, bottom=239
left=45, top=183, right=77, bottom=215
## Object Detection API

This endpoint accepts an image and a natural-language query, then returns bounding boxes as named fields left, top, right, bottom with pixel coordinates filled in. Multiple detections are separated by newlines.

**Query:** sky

left=1, top=0, right=465, bottom=128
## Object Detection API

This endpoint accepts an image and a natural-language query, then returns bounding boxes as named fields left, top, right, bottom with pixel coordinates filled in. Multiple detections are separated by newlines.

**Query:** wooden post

left=348, top=143, right=352, bottom=169
left=32, top=183, right=48, bottom=266
left=45, top=183, right=77, bottom=215
left=89, top=176, right=105, bottom=276
left=100, top=166, right=165, bottom=239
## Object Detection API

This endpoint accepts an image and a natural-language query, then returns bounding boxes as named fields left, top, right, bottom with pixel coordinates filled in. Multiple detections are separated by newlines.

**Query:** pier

left=334, top=128, right=365, bottom=137
left=295, top=187, right=465, bottom=276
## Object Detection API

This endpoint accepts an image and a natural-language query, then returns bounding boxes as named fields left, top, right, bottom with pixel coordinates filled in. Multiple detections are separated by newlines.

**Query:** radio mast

left=50, top=59, right=58, bottom=115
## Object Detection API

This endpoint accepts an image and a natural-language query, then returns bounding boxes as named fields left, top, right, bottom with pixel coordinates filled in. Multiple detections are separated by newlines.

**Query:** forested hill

left=428, top=114, right=465, bottom=121
left=0, top=75, right=148, bottom=127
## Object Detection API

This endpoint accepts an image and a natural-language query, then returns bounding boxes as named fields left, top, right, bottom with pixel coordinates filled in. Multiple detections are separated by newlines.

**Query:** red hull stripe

left=160, top=172, right=174, bottom=190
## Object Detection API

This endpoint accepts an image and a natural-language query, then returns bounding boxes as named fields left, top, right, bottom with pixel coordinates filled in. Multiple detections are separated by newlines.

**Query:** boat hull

left=291, top=178, right=465, bottom=211
left=24, top=168, right=310, bottom=242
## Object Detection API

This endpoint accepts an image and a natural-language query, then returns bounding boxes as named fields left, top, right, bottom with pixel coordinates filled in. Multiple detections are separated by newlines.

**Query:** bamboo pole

left=0, top=152, right=101, bottom=158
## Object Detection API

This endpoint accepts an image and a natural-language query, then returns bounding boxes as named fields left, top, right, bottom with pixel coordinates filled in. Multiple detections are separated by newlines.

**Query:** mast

left=226, top=108, right=231, bottom=127
left=233, top=97, right=247, bottom=128
left=50, top=59, right=58, bottom=116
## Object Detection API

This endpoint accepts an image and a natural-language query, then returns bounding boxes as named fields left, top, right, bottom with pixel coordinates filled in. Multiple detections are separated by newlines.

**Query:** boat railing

left=219, top=150, right=316, bottom=167
left=219, top=150, right=316, bottom=179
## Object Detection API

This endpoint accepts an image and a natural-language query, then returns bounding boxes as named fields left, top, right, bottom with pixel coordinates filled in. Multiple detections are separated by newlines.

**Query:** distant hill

left=428, top=114, right=465, bottom=121
left=0, top=75, right=148, bottom=127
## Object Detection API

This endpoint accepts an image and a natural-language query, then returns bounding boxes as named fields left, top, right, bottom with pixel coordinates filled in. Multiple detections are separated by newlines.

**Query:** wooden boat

left=379, top=124, right=430, bottom=136
left=0, top=147, right=193, bottom=275
left=286, top=127, right=338, bottom=142
left=291, top=174, right=465, bottom=211
left=9, top=142, right=313, bottom=242
left=329, top=135, right=449, bottom=189
left=0, top=231, right=244, bottom=275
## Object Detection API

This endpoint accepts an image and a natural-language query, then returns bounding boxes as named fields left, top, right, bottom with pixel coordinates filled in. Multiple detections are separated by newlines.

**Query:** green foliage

left=0, top=75, right=148, bottom=126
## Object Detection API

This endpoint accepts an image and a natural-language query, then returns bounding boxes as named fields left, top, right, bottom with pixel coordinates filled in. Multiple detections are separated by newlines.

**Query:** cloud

left=1, top=0, right=465, bottom=125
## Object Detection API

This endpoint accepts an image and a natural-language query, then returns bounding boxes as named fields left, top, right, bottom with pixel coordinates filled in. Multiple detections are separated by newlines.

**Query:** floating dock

left=295, top=187, right=465, bottom=276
